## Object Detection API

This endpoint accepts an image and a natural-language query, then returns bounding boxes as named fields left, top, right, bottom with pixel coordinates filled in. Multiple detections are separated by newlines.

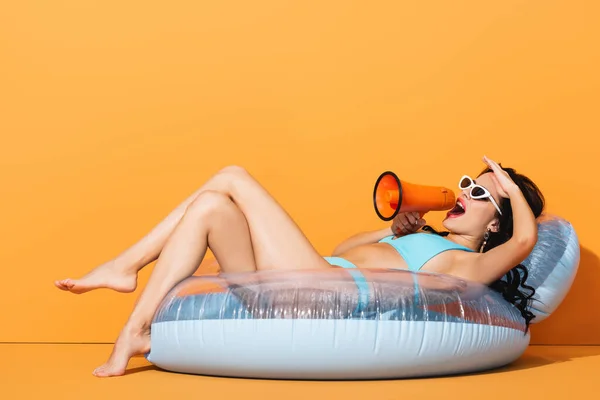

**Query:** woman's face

left=442, top=172, right=502, bottom=237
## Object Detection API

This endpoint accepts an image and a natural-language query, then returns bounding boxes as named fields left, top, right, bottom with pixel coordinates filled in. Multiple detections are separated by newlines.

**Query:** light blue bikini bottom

left=323, top=256, right=420, bottom=315
left=323, top=256, right=369, bottom=315
left=323, top=256, right=358, bottom=269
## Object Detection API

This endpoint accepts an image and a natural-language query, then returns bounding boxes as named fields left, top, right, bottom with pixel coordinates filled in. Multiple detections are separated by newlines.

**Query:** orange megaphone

left=373, top=171, right=456, bottom=221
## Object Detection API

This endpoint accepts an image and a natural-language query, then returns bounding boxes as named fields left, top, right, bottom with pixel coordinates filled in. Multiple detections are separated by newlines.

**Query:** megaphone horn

left=373, top=171, right=456, bottom=221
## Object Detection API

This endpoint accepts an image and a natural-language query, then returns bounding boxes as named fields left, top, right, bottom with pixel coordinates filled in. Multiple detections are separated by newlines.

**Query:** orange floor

left=2, top=344, right=598, bottom=399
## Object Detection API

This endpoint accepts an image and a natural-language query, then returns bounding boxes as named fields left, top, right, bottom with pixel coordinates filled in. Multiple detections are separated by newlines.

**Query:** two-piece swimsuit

left=324, top=232, right=474, bottom=314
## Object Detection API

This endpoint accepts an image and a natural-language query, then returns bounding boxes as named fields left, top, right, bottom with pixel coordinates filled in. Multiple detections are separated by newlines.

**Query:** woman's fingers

left=393, top=212, right=422, bottom=235
left=483, top=155, right=497, bottom=169
left=405, top=212, right=417, bottom=225
left=399, top=215, right=411, bottom=231
left=484, top=155, right=503, bottom=173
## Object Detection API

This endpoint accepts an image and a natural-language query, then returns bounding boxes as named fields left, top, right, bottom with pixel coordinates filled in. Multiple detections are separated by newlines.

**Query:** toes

left=93, top=366, right=114, bottom=377
left=58, top=279, right=74, bottom=287
left=93, top=363, right=126, bottom=377
left=54, top=280, right=69, bottom=290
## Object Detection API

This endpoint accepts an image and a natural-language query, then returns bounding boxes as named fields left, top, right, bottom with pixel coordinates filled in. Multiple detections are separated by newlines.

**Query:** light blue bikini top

left=378, top=232, right=474, bottom=271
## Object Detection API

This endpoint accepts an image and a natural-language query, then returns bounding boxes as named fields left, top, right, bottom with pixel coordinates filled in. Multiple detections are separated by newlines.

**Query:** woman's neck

left=445, top=232, right=481, bottom=251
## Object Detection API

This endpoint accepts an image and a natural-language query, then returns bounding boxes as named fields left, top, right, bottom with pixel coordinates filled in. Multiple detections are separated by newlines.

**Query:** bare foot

left=54, top=261, right=138, bottom=294
left=93, top=325, right=151, bottom=377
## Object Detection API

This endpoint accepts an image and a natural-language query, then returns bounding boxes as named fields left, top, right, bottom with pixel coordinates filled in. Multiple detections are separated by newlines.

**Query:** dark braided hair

left=423, top=165, right=545, bottom=330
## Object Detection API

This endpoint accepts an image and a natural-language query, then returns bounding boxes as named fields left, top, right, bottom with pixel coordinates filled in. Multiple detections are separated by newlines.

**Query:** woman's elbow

left=516, top=234, right=537, bottom=248
left=514, top=235, right=537, bottom=256
left=516, top=224, right=538, bottom=248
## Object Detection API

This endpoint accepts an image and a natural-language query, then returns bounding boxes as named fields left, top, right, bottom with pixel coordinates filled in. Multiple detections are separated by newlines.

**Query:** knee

left=217, top=165, right=252, bottom=182
left=211, top=165, right=254, bottom=195
left=186, top=191, right=234, bottom=219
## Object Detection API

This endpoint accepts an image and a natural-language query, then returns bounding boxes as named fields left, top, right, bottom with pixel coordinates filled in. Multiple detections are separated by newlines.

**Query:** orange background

left=1, top=1, right=598, bottom=345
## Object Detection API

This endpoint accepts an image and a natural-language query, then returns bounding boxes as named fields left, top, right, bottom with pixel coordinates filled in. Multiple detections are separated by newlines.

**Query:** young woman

left=55, top=155, right=544, bottom=377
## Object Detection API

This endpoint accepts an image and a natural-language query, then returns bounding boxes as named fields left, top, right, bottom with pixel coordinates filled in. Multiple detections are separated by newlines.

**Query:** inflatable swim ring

left=145, top=215, right=579, bottom=379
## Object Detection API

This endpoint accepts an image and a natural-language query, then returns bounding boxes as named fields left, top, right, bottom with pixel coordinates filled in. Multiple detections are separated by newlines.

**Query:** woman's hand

left=391, top=211, right=425, bottom=236
left=483, top=155, right=520, bottom=198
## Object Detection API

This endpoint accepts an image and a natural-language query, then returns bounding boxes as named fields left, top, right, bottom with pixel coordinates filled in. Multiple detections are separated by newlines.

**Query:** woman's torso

left=337, top=233, right=471, bottom=273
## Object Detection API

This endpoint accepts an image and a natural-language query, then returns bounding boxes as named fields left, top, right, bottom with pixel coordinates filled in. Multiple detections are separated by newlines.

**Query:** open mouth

left=446, top=198, right=466, bottom=218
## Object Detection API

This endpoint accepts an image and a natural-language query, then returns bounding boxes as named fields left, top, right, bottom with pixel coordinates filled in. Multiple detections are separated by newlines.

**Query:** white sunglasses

left=458, top=175, right=503, bottom=215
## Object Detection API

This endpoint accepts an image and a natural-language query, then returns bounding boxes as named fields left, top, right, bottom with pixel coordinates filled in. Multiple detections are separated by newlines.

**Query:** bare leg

left=93, top=167, right=333, bottom=377
left=219, top=166, right=332, bottom=271
left=93, top=191, right=257, bottom=377
left=55, top=166, right=263, bottom=294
